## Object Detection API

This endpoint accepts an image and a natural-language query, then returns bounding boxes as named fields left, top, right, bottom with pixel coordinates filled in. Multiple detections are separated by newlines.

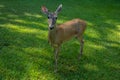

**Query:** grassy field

left=0, top=0, right=120, bottom=80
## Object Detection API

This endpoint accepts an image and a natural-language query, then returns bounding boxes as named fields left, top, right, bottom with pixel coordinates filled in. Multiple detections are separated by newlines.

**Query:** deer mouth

left=50, top=27, right=54, bottom=30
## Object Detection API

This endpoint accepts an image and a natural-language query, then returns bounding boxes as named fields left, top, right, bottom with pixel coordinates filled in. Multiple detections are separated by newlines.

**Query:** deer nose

left=50, top=27, right=54, bottom=30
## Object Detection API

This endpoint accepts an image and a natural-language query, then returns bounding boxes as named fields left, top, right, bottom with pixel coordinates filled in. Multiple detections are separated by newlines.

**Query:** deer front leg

left=78, top=38, right=84, bottom=60
left=54, top=45, right=60, bottom=73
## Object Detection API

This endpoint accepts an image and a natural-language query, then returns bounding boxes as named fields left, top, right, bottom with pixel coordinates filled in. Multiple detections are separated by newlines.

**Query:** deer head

left=41, top=4, right=62, bottom=30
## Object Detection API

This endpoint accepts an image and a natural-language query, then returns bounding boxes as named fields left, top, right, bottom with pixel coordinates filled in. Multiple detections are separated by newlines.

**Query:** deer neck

left=48, top=25, right=57, bottom=44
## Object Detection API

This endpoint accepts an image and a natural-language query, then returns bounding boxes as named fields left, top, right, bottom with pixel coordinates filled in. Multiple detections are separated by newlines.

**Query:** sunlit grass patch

left=0, top=5, right=4, bottom=8
left=4, top=23, right=39, bottom=33
left=84, top=63, right=99, bottom=71
left=24, top=12, right=42, bottom=18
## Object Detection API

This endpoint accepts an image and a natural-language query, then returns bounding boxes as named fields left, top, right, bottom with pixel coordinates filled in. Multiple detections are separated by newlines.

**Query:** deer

left=41, top=4, right=87, bottom=72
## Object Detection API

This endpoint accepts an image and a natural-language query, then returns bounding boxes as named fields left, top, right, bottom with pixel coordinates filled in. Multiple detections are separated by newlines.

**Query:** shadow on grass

left=0, top=3, right=53, bottom=79
left=56, top=37, right=120, bottom=80
left=0, top=26, right=52, bottom=79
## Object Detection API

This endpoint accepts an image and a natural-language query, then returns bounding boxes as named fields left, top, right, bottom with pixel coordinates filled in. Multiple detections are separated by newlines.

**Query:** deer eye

left=47, top=16, right=50, bottom=19
left=55, top=17, right=57, bottom=19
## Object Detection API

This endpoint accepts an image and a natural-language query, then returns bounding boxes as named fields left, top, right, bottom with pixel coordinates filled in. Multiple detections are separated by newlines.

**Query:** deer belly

left=65, top=34, right=75, bottom=41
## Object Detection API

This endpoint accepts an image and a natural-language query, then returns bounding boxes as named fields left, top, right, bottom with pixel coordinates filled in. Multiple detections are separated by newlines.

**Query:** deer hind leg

left=54, top=45, right=60, bottom=73
left=78, top=36, right=84, bottom=59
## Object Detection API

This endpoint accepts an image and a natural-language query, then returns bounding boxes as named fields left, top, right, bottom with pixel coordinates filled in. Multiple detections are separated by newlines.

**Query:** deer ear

left=41, top=6, right=49, bottom=14
left=55, top=4, right=62, bottom=14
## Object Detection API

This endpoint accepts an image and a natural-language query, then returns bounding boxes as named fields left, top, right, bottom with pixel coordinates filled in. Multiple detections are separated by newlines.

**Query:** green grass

left=0, top=0, right=120, bottom=80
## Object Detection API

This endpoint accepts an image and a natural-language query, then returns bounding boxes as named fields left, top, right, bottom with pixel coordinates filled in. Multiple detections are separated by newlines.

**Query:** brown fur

left=48, top=19, right=86, bottom=47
